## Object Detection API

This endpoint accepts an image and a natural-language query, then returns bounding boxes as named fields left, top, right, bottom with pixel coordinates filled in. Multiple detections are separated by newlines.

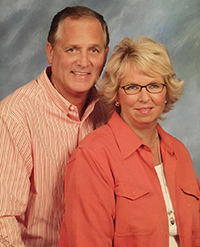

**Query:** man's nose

left=77, top=51, right=90, bottom=67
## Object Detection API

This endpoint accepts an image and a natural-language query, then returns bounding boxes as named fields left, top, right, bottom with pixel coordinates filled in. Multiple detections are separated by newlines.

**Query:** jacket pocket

left=180, top=184, right=200, bottom=201
left=114, top=184, right=157, bottom=236
left=114, top=183, right=150, bottom=200
left=179, top=183, right=200, bottom=236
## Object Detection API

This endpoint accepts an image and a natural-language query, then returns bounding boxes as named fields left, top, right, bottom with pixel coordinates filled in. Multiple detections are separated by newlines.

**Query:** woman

left=59, top=37, right=200, bottom=247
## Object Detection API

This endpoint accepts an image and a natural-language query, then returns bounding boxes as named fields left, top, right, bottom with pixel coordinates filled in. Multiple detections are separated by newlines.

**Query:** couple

left=0, top=5, right=199, bottom=247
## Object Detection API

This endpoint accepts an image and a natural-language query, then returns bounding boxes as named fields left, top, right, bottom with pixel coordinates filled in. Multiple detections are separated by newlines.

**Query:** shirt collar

left=156, top=123, right=175, bottom=156
left=108, top=111, right=175, bottom=159
left=108, top=112, right=143, bottom=159
left=37, top=67, right=99, bottom=118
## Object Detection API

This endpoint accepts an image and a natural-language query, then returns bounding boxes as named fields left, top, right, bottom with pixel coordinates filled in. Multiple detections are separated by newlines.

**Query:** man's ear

left=105, top=46, right=109, bottom=62
left=101, top=46, right=109, bottom=70
left=46, top=42, right=54, bottom=64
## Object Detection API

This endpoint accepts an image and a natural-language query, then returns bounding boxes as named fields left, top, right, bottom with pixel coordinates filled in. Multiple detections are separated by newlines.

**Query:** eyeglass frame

left=120, top=82, right=166, bottom=95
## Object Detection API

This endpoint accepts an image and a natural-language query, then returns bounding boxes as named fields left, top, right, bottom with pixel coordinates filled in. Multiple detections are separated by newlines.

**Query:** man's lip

left=72, top=71, right=90, bottom=75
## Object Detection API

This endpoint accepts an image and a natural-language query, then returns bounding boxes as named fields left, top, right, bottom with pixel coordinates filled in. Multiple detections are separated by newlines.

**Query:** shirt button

left=69, top=105, right=75, bottom=111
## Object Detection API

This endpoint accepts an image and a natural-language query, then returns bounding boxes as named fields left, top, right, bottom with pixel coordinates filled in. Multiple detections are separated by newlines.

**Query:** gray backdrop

left=1, top=0, right=200, bottom=179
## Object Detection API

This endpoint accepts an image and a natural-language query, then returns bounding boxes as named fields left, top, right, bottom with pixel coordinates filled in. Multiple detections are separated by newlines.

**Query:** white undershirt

left=155, top=163, right=180, bottom=247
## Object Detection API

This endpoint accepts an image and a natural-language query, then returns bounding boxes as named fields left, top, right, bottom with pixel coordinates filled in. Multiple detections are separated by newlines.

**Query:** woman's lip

left=136, top=107, right=153, bottom=113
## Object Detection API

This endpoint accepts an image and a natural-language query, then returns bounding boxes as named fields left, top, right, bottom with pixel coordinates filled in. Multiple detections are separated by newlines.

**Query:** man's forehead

left=54, top=16, right=105, bottom=48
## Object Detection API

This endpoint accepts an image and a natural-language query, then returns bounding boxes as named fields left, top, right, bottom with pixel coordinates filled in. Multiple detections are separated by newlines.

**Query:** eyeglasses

left=120, top=82, right=166, bottom=95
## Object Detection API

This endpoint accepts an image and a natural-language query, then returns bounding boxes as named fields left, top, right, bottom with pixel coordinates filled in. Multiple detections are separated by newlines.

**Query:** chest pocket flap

left=114, top=184, right=150, bottom=201
left=180, top=184, right=200, bottom=200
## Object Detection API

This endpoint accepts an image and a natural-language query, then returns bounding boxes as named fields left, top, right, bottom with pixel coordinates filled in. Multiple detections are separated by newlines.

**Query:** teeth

left=73, top=72, right=89, bottom=75
left=138, top=108, right=151, bottom=112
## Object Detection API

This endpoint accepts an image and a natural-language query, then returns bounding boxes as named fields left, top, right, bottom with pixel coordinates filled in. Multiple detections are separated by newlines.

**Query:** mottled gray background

left=1, top=0, right=200, bottom=178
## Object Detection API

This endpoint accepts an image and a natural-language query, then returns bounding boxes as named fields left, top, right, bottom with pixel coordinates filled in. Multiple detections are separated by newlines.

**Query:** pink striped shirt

left=0, top=67, right=107, bottom=247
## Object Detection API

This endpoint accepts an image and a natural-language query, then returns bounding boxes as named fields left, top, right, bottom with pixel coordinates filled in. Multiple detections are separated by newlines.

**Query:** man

left=0, top=6, right=109, bottom=246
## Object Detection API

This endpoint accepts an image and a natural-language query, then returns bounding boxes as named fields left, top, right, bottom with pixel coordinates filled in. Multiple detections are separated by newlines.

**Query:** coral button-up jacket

left=59, top=111, right=200, bottom=247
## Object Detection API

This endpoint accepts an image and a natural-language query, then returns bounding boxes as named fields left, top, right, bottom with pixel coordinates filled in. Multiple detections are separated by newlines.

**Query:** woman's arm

left=59, top=146, right=115, bottom=247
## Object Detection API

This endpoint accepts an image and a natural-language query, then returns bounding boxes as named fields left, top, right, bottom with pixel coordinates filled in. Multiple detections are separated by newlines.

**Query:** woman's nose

left=138, top=87, right=151, bottom=102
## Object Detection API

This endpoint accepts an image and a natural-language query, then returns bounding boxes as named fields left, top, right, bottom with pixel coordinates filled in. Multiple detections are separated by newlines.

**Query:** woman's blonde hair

left=97, top=36, right=184, bottom=117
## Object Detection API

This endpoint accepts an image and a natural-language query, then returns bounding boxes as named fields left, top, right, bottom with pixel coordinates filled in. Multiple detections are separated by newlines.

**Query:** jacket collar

left=156, top=124, right=176, bottom=157
left=108, top=111, right=175, bottom=159
left=108, top=112, right=143, bottom=159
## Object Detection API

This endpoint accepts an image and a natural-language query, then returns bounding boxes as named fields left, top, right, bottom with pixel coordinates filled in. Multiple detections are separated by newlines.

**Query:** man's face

left=46, top=17, right=109, bottom=104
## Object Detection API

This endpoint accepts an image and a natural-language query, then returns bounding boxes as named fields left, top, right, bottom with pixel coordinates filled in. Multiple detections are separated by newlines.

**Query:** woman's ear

left=115, top=95, right=120, bottom=106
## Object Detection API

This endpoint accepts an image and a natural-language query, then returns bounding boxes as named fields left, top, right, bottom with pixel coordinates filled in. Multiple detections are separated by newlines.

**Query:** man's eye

left=91, top=48, right=99, bottom=53
left=67, top=48, right=76, bottom=53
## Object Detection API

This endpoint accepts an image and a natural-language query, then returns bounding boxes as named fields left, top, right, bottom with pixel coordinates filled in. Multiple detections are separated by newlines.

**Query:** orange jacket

left=59, top=112, right=200, bottom=247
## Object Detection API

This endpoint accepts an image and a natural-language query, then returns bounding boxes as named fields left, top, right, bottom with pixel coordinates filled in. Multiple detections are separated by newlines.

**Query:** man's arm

left=0, top=116, right=32, bottom=246
left=59, top=147, right=115, bottom=247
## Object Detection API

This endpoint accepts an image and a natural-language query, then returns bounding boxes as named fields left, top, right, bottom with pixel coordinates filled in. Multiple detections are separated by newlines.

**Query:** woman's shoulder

left=158, top=124, right=187, bottom=149
left=79, top=124, right=114, bottom=149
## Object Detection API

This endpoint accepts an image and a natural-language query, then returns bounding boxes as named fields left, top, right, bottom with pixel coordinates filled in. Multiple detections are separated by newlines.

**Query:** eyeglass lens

left=122, top=83, right=165, bottom=95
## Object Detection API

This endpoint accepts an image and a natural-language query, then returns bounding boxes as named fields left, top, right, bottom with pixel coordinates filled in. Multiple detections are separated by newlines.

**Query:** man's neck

left=48, top=70, right=93, bottom=119
left=70, top=89, right=94, bottom=119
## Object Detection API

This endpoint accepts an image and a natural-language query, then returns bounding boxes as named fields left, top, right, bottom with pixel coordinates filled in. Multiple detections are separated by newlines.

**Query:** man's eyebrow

left=63, top=44, right=80, bottom=49
left=89, top=44, right=104, bottom=49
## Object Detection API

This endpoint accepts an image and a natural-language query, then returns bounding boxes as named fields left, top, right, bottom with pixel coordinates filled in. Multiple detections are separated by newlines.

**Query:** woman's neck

left=131, top=124, right=158, bottom=147
left=129, top=122, right=162, bottom=166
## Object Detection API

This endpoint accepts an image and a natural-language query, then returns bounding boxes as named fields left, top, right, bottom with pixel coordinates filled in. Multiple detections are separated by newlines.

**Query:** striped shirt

left=0, top=67, right=107, bottom=247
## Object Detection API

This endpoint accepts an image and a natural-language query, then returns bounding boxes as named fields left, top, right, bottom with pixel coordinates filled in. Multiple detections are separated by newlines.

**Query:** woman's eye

left=149, top=83, right=159, bottom=89
left=126, top=85, right=138, bottom=90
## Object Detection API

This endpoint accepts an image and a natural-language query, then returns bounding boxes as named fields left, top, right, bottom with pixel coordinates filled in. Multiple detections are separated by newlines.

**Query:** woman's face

left=117, top=63, right=167, bottom=130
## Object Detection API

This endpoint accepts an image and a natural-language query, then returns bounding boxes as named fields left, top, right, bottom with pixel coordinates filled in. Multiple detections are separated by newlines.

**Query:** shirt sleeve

left=59, top=147, right=115, bottom=247
left=196, top=179, right=200, bottom=247
left=0, top=116, right=32, bottom=246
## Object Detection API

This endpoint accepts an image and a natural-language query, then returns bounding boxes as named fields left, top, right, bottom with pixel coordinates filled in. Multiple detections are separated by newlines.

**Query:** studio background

left=1, top=0, right=200, bottom=179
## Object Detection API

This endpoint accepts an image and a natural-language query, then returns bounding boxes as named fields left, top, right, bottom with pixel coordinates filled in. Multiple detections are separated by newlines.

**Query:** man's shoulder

left=0, top=68, right=49, bottom=112
left=0, top=80, right=40, bottom=113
